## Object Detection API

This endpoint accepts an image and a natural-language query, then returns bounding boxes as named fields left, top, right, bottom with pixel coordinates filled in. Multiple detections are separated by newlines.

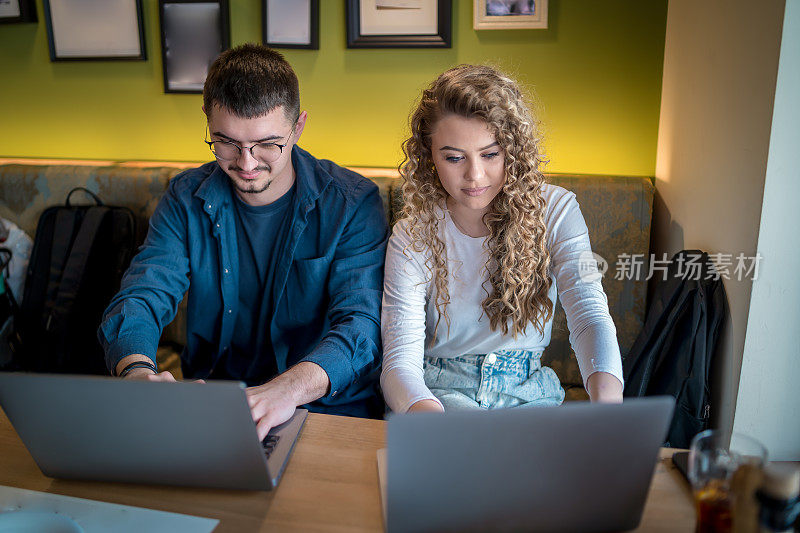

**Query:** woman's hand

left=586, top=372, right=623, bottom=403
left=407, top=399, right=444, bottom=413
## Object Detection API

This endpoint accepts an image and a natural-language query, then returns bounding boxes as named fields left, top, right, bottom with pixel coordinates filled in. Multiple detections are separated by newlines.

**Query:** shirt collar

left=291, top=145, right=332, bottom=208
left=195, top=162, right=233, bottom=215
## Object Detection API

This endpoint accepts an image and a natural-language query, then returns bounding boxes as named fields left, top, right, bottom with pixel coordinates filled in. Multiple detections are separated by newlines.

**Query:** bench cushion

left=0, top=163, right=653, bottom=398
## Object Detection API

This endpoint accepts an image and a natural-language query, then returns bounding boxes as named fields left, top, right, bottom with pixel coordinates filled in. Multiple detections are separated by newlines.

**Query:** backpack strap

left=46, top=206, right=110, bottom=334
left=66, top=187, right=104, bottom=208
left=42, top=209, right=78, bottom=326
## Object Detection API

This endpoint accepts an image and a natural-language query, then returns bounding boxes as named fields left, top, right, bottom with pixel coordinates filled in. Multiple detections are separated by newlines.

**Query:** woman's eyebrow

left=439, top=141, right=499, bottom=152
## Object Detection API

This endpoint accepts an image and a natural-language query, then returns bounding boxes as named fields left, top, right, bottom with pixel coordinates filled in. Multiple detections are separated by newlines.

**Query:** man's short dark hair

left=203, top=43, right=300, bottom=123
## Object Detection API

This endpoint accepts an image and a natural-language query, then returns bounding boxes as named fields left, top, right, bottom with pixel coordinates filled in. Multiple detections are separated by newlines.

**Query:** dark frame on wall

left=0, top=0, right=37, bottom=23
left=42, top=0, right=146, bottom=61
left=263, top=0, right=319, bottom=50
left=159, top=0, right=230, bottom=94
left=346, top=0, right=451, bottom=49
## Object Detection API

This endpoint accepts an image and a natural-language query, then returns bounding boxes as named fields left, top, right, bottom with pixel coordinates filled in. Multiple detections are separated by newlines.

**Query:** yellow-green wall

left=0, top=0, right=667, bottom=175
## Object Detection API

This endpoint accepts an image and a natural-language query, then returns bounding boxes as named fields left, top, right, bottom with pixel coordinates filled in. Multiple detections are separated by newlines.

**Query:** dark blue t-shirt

left=210, top=183, right=296, bottom=385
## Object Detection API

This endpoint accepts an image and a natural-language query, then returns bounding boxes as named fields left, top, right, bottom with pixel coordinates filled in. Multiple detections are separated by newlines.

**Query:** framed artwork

left=263, top=0, right=319, bottom=50
left=0, top=0, right=37, bottom=23
left=160, top=0, right=230, bottom=94
left=473, top=0, right=547, bottom=30
left=42, top=0, right=145, bottom=60
left=346, top=0, right=451, bottom=49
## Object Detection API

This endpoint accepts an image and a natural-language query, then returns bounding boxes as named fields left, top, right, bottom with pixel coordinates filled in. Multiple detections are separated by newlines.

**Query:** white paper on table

left=0, top=485, right=219, bottom=533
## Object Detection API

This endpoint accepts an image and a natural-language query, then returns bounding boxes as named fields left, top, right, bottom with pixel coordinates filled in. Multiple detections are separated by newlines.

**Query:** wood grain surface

left=0, top=408, right=694, bottom=531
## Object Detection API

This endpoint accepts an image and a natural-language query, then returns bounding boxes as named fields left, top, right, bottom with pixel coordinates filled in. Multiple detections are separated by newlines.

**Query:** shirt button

left=216, top=223, right=220, bottom=228
left=207, top=204, right=212, bottom=209
left=224, top=268, right=229, bottom=274
left=331, top=390, right=338, bottom=397
left=227, top=309, right=232, bottom=314
left=485, top=353, right=497, bottom=365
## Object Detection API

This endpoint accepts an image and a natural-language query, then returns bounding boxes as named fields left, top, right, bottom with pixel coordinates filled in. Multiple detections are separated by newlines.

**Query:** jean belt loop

left=530, top=350, right=543, bottom=370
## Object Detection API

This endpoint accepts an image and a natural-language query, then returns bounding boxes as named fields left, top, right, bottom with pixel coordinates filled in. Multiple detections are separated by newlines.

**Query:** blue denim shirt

left=99, top=146, right=389, bottom=417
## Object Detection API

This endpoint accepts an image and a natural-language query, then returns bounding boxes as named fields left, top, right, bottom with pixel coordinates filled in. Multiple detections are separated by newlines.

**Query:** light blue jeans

left=423, top=349, right=565, bottom=410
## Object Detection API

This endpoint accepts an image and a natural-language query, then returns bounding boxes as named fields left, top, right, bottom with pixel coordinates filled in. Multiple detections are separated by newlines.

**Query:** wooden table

left=0, top=408, right=695, bottom=532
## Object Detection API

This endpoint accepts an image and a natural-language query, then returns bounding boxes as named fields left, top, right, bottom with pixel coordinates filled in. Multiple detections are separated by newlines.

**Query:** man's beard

left=229, top=164, right=272, bottom=195
left=233, top=177, right=273, bottom=195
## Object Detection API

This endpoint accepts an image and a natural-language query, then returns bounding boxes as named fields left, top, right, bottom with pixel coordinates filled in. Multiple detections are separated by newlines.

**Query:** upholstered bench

left=0, top=160, right=653, bottom=400
left=541, top=175, right=653, bottom=400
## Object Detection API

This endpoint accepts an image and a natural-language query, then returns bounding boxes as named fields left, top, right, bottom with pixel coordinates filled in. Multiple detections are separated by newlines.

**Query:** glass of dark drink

left=689, top=430, right=767, bottom=533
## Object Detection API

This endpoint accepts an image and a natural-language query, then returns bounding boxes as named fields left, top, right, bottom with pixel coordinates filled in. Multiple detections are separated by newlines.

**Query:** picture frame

left=263, top=0, right=319, bottom=50
left=473, top=0, right=547, bottom=30
left=346, top=0, right=451, bottom=49
left=159, top=0, right=230, bottom=94
left=0, top=0, right=37, bottom=24
left=42, top=0, right=145, bottom=60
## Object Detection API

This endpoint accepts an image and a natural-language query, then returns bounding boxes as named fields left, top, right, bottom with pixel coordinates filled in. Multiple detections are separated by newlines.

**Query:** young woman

left=381, top=65, right=624, bottom=413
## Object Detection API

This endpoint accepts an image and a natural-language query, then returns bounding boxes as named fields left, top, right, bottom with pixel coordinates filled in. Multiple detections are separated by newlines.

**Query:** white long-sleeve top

left=380, top=184, right=624, bottom=413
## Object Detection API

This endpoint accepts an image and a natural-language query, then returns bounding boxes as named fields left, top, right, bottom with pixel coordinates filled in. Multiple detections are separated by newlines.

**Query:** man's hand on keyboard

left=246, top=362, right=330, bottom=441
left=246, top=379, right=299, bottom=441
left=125, top=370, right=176, bottom=381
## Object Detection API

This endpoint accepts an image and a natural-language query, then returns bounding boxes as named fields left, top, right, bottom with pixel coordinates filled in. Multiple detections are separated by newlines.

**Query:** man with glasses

left=99, top=44, right=389, bottom=439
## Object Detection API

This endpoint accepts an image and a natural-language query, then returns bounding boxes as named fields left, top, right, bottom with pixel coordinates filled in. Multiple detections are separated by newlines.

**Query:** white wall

left=733, top=0, right=800, bottom=460
left=653, top=0, right=786, bottom=437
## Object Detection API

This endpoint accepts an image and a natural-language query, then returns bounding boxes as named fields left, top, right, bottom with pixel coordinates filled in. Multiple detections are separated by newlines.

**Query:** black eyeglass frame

left=204, top=127, right=295, bottom=163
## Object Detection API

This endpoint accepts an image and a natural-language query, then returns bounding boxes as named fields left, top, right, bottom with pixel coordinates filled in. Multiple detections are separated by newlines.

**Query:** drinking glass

left=689, top=430, right=767, bottom=533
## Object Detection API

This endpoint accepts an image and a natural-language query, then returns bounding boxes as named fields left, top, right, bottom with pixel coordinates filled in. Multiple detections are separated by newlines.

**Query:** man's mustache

left=229, top=165, right=271, bottom=172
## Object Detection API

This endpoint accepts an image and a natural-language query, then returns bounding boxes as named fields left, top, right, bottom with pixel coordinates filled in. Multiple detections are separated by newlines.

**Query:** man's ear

left=292, top=111, right=308, bottom=144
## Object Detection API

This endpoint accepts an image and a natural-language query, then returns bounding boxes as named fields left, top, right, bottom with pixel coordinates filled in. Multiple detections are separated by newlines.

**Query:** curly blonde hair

left=399, top=64, right=552, bottom=339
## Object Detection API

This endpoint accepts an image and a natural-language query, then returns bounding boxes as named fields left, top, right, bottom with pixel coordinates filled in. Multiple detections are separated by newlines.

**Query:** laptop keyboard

left=262, top=435, right=280, bottom=458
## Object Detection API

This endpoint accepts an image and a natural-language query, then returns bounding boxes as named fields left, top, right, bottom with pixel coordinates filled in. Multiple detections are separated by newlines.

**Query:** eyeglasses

left=204, top=127, right=294, bottom=164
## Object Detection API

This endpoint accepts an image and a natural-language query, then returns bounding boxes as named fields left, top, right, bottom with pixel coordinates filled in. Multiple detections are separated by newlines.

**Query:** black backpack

left=8, top=188, right=136, bottom=374
left=622, top=250, right=727, bottom=448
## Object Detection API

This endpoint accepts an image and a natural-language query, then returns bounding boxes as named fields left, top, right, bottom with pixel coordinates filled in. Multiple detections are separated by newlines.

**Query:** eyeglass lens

left=210, top=142, right=283, bottom=163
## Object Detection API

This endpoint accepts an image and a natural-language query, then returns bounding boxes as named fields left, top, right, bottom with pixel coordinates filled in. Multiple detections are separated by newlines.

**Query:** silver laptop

left=384, top=396, right=674, bottom=533
left=0, top=372, right=307, bottom=491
